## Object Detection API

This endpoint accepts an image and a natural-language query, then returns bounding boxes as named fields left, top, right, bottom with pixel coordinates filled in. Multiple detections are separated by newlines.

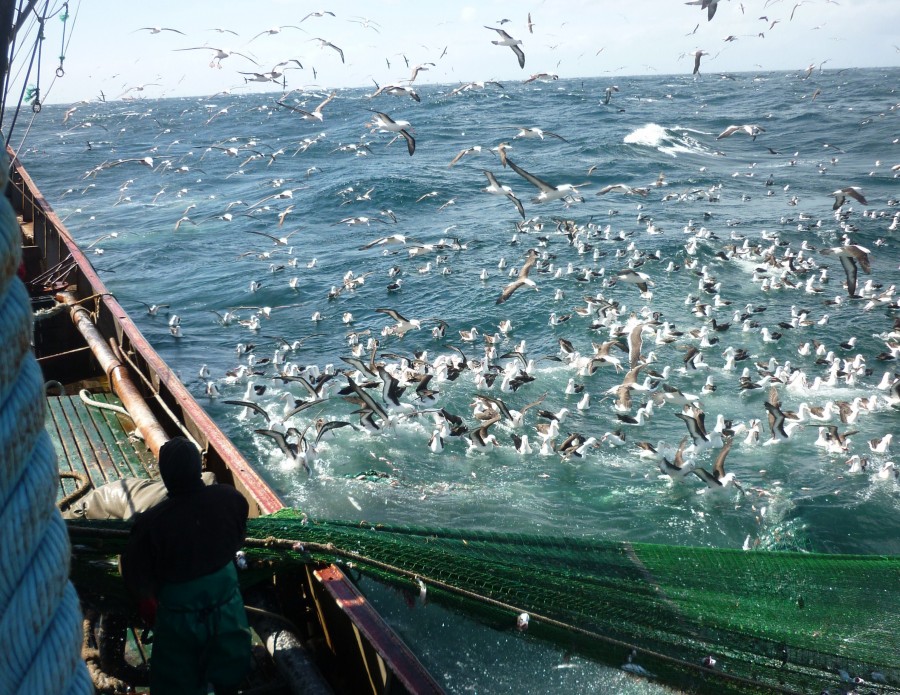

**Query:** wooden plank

left=81, top=393, right=140, bottom=480
left=46, top=398, right=69, bottom=500
left=70, top=395, right=127, bottom=485
left=47, top=392, right=162, bottom=505
left=48, top=392, right=157, bottom=477
left=92, top=392, right=155, bottom=479
left=83, top=392, right=140, bottom=478
left=103, top=391, right=157, bottom=474
left=47, top=396, right=85, bottom=499
left=58, top=395, right=108, bottom=489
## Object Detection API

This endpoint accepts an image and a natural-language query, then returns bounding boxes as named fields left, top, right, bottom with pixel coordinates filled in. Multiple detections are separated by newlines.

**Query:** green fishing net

left=68, top=510, right=900, bottom=694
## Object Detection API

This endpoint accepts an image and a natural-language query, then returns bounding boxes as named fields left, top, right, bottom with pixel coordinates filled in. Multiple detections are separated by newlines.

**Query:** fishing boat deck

left=47, top=389, right=157, bottom=503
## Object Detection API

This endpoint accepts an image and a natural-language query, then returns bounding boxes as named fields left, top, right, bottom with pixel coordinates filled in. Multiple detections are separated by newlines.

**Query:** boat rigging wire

left=55, top=1, right=67, bottom=77
left=12, top=0, right=80, bottom=157
left=3, top=0, right=80, bottom=157
left=2, top=1, right=45, bottom=144
left=27, top=1, right=44, bottom=113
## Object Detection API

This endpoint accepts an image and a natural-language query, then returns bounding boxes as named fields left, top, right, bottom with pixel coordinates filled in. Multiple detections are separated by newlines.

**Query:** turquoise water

left=13, top=68, right=899, bottom=692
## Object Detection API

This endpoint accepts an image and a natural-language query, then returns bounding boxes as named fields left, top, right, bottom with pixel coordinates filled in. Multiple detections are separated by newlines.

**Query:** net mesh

left=68, top=511, right=900, bottom=694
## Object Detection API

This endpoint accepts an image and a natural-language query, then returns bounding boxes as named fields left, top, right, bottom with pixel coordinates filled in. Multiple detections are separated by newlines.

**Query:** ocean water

left=13, top=68, right=899, bottom=692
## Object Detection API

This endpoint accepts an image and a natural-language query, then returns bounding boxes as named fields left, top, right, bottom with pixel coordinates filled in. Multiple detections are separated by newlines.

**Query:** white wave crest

left=624, top=123, right=714, bottom=157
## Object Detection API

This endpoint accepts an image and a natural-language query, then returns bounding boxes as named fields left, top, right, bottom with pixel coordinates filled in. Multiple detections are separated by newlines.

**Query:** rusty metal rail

left=59, top=291, right=170, bottom=458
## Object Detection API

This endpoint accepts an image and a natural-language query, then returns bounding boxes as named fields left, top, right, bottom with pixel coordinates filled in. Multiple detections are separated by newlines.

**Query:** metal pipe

left=58, top=291, right=169, bottom=457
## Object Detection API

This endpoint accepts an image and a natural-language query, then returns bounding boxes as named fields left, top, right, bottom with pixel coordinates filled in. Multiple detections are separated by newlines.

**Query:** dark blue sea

left=15, top=68, right=899, bottom=692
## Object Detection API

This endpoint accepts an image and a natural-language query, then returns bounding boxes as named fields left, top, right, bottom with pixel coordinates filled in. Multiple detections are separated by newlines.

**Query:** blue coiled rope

left=0, top=154, right=91, bottom=693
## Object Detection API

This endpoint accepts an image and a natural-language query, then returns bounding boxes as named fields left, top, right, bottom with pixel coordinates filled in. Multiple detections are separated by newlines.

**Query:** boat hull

left=6, top=148, right=444, bottom=695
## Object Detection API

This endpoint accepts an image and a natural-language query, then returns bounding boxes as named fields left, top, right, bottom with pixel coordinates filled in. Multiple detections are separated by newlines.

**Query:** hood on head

left=158, top=437, right=204, bottom=495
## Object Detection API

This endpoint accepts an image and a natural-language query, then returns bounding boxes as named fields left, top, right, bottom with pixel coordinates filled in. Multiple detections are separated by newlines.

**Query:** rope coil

left=0, top=151, right=91, bottom=692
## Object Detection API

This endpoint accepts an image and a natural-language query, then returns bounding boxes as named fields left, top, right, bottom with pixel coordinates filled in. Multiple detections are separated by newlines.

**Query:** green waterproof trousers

left=151, top=562, right=251, bottom=694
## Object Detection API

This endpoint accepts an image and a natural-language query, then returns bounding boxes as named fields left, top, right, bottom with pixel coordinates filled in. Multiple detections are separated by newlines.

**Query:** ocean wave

left=623, top=123, right=715, bottom=157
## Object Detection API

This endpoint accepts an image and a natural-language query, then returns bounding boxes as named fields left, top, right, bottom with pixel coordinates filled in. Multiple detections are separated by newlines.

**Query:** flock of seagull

left=49, top=5, right=900, bottom=524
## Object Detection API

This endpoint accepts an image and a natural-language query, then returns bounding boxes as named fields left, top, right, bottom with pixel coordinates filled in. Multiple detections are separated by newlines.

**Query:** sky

left=6, top=0, right=900, bottom=106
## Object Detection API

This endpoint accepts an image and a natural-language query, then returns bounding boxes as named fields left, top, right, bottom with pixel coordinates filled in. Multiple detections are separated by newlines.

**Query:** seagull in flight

left=136, top=301, right=170, bottom=316
left=137, top=26, right=185, bottom=35
left=482, top=170, right=525, bottom=220
left=657, top=437, right=695, bottom=482
left=496, top=249, right=539, bottom=304
left=484, top=26, right=525, bottom=69
left=830, top=186, right=867, bottom=210
left=820, top=244, right=871, bottom=298
left=368, top=110, right=416, bottom=155
left=506, top=158, right=587, bottom=204
left=175, top=46, right=258, bottom=69
left=276, top=91, right=336, bottom=121
left=311, top=37, right=345, bottom=63
left=246, top=229, right=300, bottom=246
left=248, top=25, right=305, bottom=43
left=118, top=83, right=162, bottom=99
left=523, top=72, right=558, bottom=84
left=693, top=436, right=744, bottom=494
left=597, top=183, right=649, bottom=197
left=255, top=428, right=311, bottom=474
left=348, top=16, right=382, bottom=32
left=240, top=59, right=303, bottom=84
left=603, top=85, right=619, bottom=105
left=301, top=10, right=336, bottom=22
left=717, top=124, right=765, bottom=140
left=615, top=268, right=654, bottom=294
left=358, top=234, right=418, bottom=251
left=691, top=49, right=709, bottom=74
left=512, top=126, right=569, bottom=143
left=447, top=145, right=483, bottom=167
left=370, top=81, right=420, bottom=102
left=407, top=62, right=435, bottom=83
left=375, top=307, right=422, bottom=337
left=685, top=0, right=720, bottom=21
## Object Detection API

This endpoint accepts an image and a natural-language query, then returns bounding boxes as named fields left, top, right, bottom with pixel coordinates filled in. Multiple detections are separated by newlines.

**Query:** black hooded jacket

left=121, top=438, right=249, bottom=599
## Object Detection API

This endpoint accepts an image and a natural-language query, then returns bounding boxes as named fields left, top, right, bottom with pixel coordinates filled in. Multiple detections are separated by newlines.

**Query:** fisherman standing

left=121, top=437, right=251, bottom=694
